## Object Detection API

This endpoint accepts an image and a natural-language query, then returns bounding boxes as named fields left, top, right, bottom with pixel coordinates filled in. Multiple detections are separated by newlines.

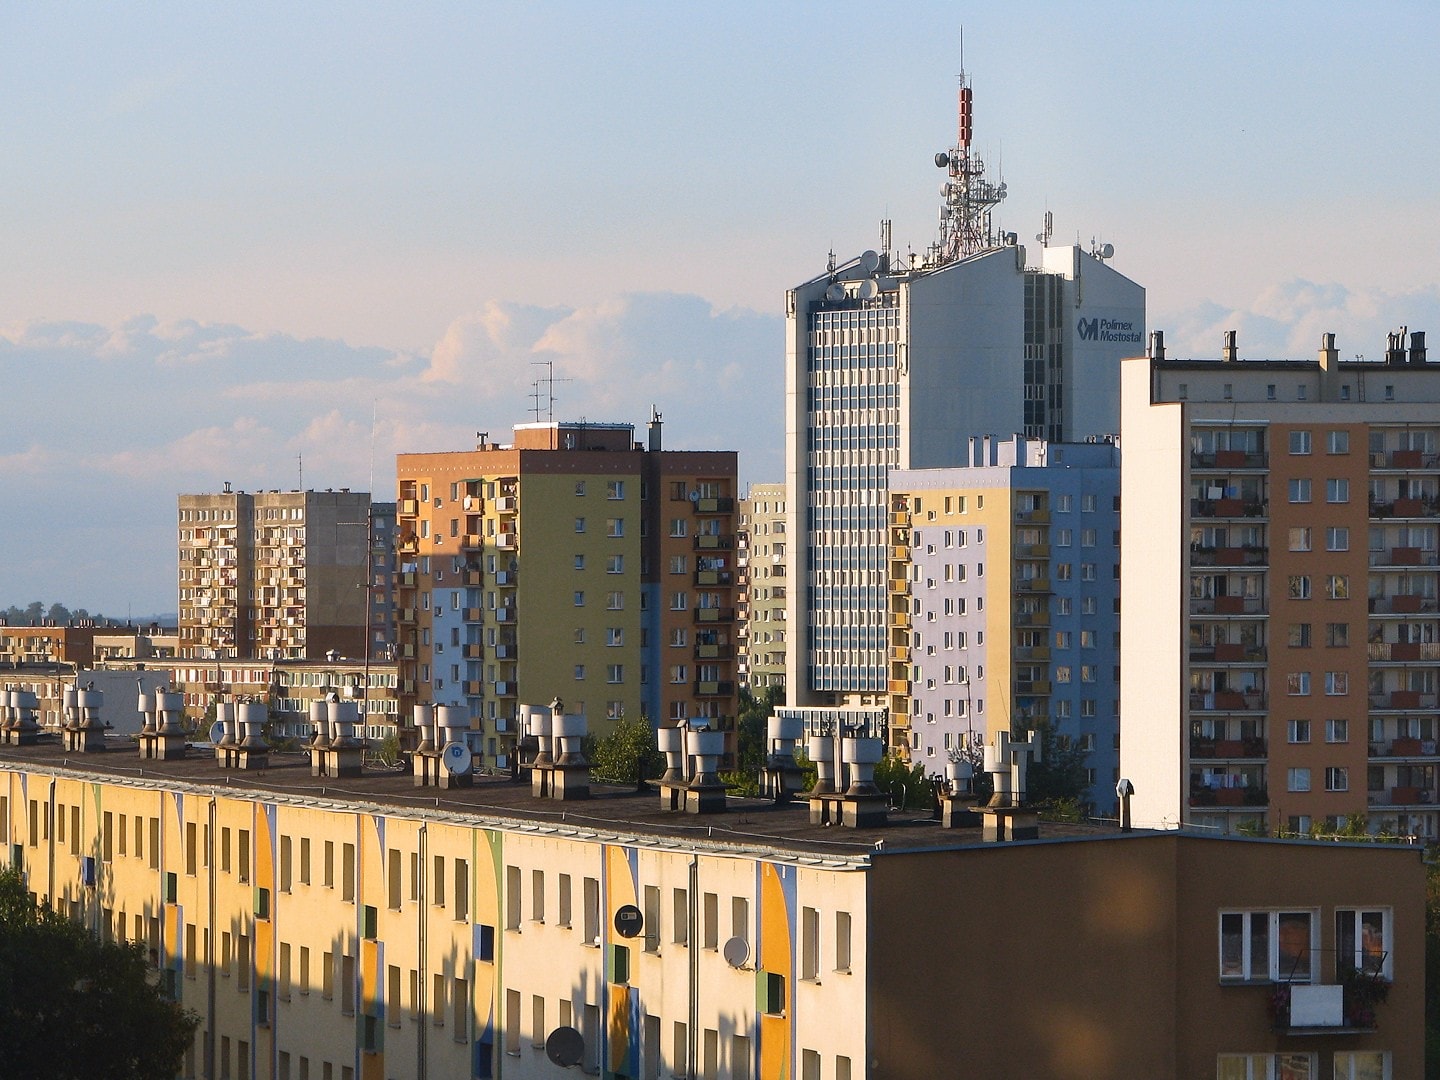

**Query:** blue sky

left=4, top=2, right=1440, bottom=615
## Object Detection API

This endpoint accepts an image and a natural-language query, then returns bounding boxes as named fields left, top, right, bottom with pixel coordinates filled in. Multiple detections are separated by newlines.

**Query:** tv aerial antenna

left=529, top=359, right=572, bottom=423
left=930, top=30, right=1007, bottom=265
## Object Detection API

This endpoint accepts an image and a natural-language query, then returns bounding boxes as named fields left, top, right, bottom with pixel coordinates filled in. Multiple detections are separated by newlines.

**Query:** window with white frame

left=1335, top=909, right=1391, bottom=980
left=1219, top=910, right=1315, bottom=982
left=1215, top=1053, right=1316, bottom=1080
left=1331, top=1052, right=1386, bottom=1080
left=1325, top=767, right=1349, bottom=792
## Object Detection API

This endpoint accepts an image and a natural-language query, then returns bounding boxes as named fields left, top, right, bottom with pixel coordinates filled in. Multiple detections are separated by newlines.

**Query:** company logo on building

left=1077, top=317, right=1142, bottom=344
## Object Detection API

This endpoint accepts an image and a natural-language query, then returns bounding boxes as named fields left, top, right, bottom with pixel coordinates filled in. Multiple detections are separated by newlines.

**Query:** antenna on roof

left=930, top=30, right=1007, bottom=266
left=530, top=359, right=572, bottom=423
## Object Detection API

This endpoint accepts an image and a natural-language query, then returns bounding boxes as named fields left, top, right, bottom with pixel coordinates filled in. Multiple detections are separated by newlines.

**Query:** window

left=669, top=519, right=687, bottom=538
left=1288, top=575, right=1311, bottom=600
left=606, top=554, right=623, bottom=574
left=1287, top=528, right=1312, bottom=552
left=575, top=517, right=586, bottom=533
left=1327, top=430, right=1350, bottom=454
left=1288, top=430, right=1312, bottom=455
left=1219, top=910, right=1314, bottom=982
left=670, top=592, right=688, bottom=611
left=574, top=481, right=587, bottom=496
left=607, top=480, right=625, bottom=500
left=606, top=665, right=623, bottom=684
left=1288, top=623, right=1311, bottom=648
left=1335, top=910, right=1391, bottom=979
left=1326, top=719, right=1349, bottom=743
left=1287, top=719, right=1310, bottom=744
left=1325, top=622, right=1349, bottom=648
left=573, top=554, right=586, bottom=570
left=1216, top=1054, right=1317, bottom=1080
left=574, top=665, right=586, bottom=681
left=1288, top=767, right=1311, bottom=792
left=1288, top=479, right=1312, bottom=503
left=668, top=555, right=687, bottom=574
left=1332, top=1052, right=1386, bottom=1080
left=573, top=591, right=585, bottom=607
left=1325, top=672, right=1348, bottom=696
left=1326, top=575, right=1349, bottom=600
left=606, top=628, right=624, bottom=647
left=1325, top=767, right=1349, bottom=792
left=1287, top=673, right=1311, bottom=696
left=1326, top=527, right=1349, bottom=552
left=606, top=518, right=624, bottom=538
left=1326, top=478, right=1349, bottom=504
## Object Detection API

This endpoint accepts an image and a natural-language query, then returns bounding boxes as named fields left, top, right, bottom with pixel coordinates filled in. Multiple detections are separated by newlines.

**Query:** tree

left=589, top=715, right=664, bottom=787
left=0, top=866, right=199, bottom=1079
left=1024, top=723, right=1093, bottom=815
left=873, top=752, right=935, bottom=810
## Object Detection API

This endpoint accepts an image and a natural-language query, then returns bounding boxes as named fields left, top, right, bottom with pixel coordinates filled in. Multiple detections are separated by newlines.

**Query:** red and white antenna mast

left=931, top=38, right=1006, bottom=265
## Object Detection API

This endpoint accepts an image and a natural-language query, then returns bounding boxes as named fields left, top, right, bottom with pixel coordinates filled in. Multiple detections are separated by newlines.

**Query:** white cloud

left=1158, top=280, right=1440, bottom=360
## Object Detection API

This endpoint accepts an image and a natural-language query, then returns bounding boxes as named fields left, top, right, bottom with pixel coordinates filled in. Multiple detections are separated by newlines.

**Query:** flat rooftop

left=0, top=735, right=1124, bottom=866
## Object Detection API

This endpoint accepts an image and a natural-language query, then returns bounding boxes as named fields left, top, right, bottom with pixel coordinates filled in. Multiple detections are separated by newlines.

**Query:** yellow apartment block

left=0, top=737, right=1424, bottom=1080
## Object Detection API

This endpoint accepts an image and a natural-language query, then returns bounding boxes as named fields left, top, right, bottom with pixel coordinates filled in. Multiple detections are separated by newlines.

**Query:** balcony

left=1271, top=979, right=1386, bottom=1035
left=398, top=608, right=417, bottom=624
left=1190, top=737, right=1268, bottom=759
left=695, top=681, right=735, bottom=697
left=1015, top=680, right=1052, bottom=695
left=1373, top=785, right=1436, bottom=806
left=696, top=497, right=735, bottom=513
left=1013, top=578, right=1052, bottom=594
left=1190, top=692, right=1267, bottom=712
left=1191, top=596, right=1265, bottom=617
left=695, top=643, right=735, bottom=660
left=1191, top=450, right=1268, bottom=470
left=495, top=608, right=516, bottom=624
left=1367, top=641, right=1440, bottom=662
left=1368, top=595, right=1438, bottom=615
left=495, top=496, right=517, bottom=514
left=694, top=607, right=736, bottom=624
left=1190, top=546, right=1268, bottom=568
left=1190, top=643, right=1268, bottom=663
left=495, top=644, right=516, bottom=660
left=463, top=681, right=483, bottom=697
left=1191, top=498, right=1268, bottom=519
left=1368, top=547, right=1439, bottom=567
left=1370, top=690, right=1438, bottom=710
left=1370, top=497, right=1440, bottom=519
left=496, top=532, right=517, bottom=550
left=1188, top=785, right=1268, bottom=808
left=398, top=499, right=418, bottom=516
left=398, top=571, right=417, bottom=588
left=462, top=533, right=483, bottom=549
left=464, top=607, right=483, bottom=622
left=695, top=570, right=734, bottom=586
left=1014, top=609, right=1050, bottom=627
left=1014, top=543, right=1050, bottom=558
left=694, top=534, right=735, bottom=551
left=463, top=644, right=483, bottom=659
left=1014, top=508, right=1050, bottom=523
left=1014, top=645, right=1051, bottom=661
left=1370, top=737, right=1438, bottom=758
left=464, top=569, right=483, bottom=586
left=494, top=570, right=516, bottom=587
left=494, top=681, right=516, bottom=697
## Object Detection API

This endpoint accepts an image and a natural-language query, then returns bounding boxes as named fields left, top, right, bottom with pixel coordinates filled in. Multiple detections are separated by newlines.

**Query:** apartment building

left=888, top=437, right=1121, bottom=811
left=178, top=488, right=393, bottom=663
left=737, top=484, right=787, bottom=694
left=394, top=418, right=738, bottom=769
left=0, top=624, right=95, bottom=667
left=1123, top=328, right=1440, bottom=837
left=0, top=736, right=1421, bottom=1079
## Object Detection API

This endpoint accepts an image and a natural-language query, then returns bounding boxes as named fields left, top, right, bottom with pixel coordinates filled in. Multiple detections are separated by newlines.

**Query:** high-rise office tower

left=177, top=487, right=387, bottom=662
left=785, top=70, right=1145, bottom=705
left=394, top=418, right=738, bottom=770
left=1123, top=328, right=1440, bottom=837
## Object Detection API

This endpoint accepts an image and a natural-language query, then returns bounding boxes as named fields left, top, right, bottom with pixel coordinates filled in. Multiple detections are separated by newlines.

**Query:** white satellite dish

left=442, top=743, right=473, bottom=775
left=858, top=279, right=878, bottom=301
left=824, top=283, right=845, bottom=303
left=858, top=249, right=880, bottom=273
left=208, top=721, right=225, bottom=743
left=1100, top=243, right=1115, bottom=259
left=722, top=936, right=750, bottom=968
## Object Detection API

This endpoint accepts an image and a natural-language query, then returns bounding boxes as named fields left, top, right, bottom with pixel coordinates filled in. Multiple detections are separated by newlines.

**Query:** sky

left=4, top=1, right=1440, bottom=616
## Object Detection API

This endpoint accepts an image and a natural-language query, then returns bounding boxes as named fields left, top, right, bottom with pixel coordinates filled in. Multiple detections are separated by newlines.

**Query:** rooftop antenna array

left=529, top=359, right=572, bottom=423
left=929, top=31, right=1007, bottom=266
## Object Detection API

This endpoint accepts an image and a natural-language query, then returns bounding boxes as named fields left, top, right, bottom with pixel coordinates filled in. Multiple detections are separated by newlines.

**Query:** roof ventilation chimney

left=804, top=711, right=888, bottom=828
left=647, top=406, right=663, bottom=452
left=939, top=756, right=982, bottom=827
left=1317, top=332, right=1341, bottom=402
left=1410, top=330, right=1427, bottom=366
left=139, top=687, right=186, bottom=760
left=976, top=730, right=1042, bottom=841
left=759, top=713, right=807, bottom=803
left=1222, top=329, right=1238, bottom=363
left=62, top=683, right=108, bottom=753
left=1386, top=327, right=1408, bottom=367
left=531, top=698, right=589, bottom=801
left=2, top=689, right=41, bottom=747
left=1149, top=330, right=1165, bottom=361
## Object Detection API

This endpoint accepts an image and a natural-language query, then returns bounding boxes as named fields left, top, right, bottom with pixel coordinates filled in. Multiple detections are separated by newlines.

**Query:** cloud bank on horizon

left=2, top=277, right=1436, bottom=614
left=0, top=292, right=780, bottom=615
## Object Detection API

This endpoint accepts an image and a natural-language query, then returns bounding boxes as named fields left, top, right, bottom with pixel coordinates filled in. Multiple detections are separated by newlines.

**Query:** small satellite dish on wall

left=614, top=904, right=644, bottom=939
left=545, top=1026, right=585, bottom=1068
left=208, top=721, right=225, bottom=744
left=442, top=743, right=472, bottom=775
left=722, top=936, right=750, bottom=969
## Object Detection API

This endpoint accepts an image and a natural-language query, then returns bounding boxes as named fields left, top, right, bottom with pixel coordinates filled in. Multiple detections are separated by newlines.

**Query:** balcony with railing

left=1368, top=547, right=1440, bottom=568
left=1367, top=641, right=1440, bottom=662
left=1190, top=691, right=1268, bottom=712
left=1189, top=736, right=1268, bottom=760
left=1191, top=498, right=1269, bottom=520
left=1368, top=594, right=1439, bottom=615
left=1191, top=596, right=1266, bottom=617
left=1368, top=691, right=1439, bottom=711
left=1191, top=450, right=1268, bottom=470
left=1190, top=546, right=1268, bottom=568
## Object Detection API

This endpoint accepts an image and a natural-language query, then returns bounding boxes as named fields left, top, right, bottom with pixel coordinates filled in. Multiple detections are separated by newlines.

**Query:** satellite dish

left=614, top=904, right=644, bottom=939
left=722, top=936, right=750, bottom=968
left=545, top=1026, right=585, bottom=1069
left=442, top=743, right=473, bottom=775
left=934, top=152, right=950, bottom=168
left=824, top=283, right=845, bottom=303
left=858, top=279, right=878, bottom=301
left=1100, top=243, right=1115, bottom=259
left=208, top=721, right=225, bottom=744
left=858, top=249, right=880, bottom=273
left=689, top=490, right=700, bottom=502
